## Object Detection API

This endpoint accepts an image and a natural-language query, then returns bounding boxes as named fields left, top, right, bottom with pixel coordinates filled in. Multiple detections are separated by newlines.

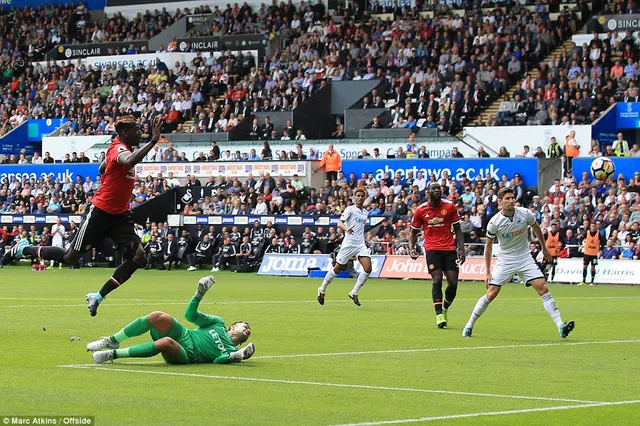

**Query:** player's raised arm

left=184, top=276, right=225, bottom=328
left=116, top=116, right=164, bottom=168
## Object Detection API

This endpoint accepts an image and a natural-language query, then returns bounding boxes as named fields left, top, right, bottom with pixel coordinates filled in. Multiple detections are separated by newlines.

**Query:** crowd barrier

left=592, top=102, right=640, bottom=146
left=0, top=163, right=100, bottom=181
left=137, top=161, right=308, bottom=178
left=42, top=135, right=462, bottom=162
left=258, top=254, right=640, bottom=285
left=0, top=161, right=310, bottom=181
left=0, top=215, right=84, bottom=225
left=181, top=215, right=387, bottom=227
left=258, top=254, right=499, bottom=281
left=35, top=52, right=202, bottom=72
left=0, top=214, right=388, bottom=228
left=342, top=158, right=539, bottom=185
left=463, top=124, right=592, bottom=155
left=573, top=157, right=638, bottom=181
left=554, top=258, right=640, bottom=285
left=1, top=0, right=103, bottom=9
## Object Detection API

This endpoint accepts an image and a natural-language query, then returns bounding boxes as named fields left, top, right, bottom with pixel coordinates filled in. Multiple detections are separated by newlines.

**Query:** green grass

left=1, top=267, right=640, bottom=425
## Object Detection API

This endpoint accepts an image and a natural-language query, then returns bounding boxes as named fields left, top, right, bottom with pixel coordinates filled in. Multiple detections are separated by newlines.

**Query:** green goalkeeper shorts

left=150, top=317, right=197, bottom=365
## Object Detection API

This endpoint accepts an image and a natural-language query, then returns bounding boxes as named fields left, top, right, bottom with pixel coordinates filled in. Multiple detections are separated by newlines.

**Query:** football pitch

left=1, top=268, right=640, bottom=425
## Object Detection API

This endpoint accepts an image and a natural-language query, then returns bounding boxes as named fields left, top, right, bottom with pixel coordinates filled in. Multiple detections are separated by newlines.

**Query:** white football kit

left=486, top=207, right=544, bottom=286
left=51, top=224, right=65, bottom=248
left=336, top=205, right=370, bottom=265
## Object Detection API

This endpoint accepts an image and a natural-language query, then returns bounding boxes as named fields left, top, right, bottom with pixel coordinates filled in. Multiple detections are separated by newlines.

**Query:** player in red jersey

left=408, top=181, right=466, bottom=328
left=4, top=116, right=164, bottom=316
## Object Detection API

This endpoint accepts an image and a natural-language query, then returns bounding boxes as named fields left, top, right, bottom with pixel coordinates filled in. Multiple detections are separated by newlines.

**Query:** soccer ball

left=590, top=157, right=615, bottom=181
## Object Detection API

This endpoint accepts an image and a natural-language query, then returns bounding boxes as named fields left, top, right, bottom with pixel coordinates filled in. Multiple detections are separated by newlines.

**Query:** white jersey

left=339, top=205, right=368, bottom=247
left=51, top=223, right=66, bottom=246
left=486, top=207, right=536, bottom=260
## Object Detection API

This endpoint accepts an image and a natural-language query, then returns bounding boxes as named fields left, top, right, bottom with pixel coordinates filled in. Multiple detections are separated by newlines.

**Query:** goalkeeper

left=87, top=276, right=255, bottom=364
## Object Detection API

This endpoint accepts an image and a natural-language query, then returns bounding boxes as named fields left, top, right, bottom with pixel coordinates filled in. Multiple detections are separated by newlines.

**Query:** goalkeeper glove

left=195, top=275, right=215, bottom=299
left=229, top=342, right=255, bottom=362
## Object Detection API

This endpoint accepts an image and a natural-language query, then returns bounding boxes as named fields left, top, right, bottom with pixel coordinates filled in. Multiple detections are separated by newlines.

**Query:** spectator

left=318, top=144, right=342, bottom=182
left=564, top=130, right=580, bottom=171
left=612, top=133, right=630, bottom=157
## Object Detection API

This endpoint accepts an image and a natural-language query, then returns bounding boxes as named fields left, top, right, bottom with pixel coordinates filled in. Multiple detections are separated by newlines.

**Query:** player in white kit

left=50, top=217, right=65, bottom=270
left=318, top=189, right=372, bottom=306
left=462, top=187, right=575, bottom=339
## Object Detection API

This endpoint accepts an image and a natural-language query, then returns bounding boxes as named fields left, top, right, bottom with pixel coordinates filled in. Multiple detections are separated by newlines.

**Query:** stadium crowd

left=478, top=16, right=640, bottom=127
left=3, top=0, right=640, bottom=270
left=0, top=0, right=593, bottom=149
left=2, top=153, right=640, bottom=270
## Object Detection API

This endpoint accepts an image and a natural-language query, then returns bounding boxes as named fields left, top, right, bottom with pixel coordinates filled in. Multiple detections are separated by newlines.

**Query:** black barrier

left=177, top=34, right=268, bottom=54
left=45, top=41, right=149, bottom=60
left=186, top=14, right=213, bottom=32
left=593, top=14, right=640, bottom=32
left=176, top=186, right=219, bottom=213
left=108, top=0, right=192, bottom=4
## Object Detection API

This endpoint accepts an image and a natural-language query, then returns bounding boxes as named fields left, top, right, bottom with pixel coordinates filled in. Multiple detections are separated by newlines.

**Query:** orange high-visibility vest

left=546, top=232, right=561, bottom=256
left=584, top=231, right=600, bottom=256
left=565, top=138, right=579, bottom=157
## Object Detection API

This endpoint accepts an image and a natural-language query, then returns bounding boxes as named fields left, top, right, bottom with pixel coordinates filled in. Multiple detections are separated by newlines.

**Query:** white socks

left=319, top=268, right=336, bottom=292
left=465, top=295, right=491, bottom=329
left=320, top=270, right=370, bottom=295
left=465, top=292, right=564, bottom=331
left=351, top=272, right=370, bottom=295
left=541, top=292, right=563, bottom=328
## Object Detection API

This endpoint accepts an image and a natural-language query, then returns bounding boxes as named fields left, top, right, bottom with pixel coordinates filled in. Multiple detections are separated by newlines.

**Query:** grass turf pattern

left=1, top=268, right=639, bottom=425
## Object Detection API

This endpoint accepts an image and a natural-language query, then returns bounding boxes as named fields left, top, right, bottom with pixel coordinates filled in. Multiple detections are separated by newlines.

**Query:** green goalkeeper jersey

left=183, top=296, right=238, bottom=364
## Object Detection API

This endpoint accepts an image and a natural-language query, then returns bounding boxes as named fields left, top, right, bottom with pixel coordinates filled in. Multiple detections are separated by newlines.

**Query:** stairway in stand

left=479, top=29, right=585, bottom=126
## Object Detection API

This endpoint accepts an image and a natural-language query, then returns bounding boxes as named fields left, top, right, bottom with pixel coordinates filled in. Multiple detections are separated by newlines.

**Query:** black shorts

left=583, top=255, right=598, bottom=266
left=70, top=205, right=140, bottom=253
left=425, top=250, right=458, bottom=274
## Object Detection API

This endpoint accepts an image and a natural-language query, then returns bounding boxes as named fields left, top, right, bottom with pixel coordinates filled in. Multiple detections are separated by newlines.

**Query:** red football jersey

left=91, top=138, right=135, bottom=214
left=410, top=200, right=461, bottom=251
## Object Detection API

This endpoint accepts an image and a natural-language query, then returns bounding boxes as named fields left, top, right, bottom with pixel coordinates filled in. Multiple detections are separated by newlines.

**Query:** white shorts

left=52, top=241, right=64, bottom=249
left=490, top=256, right=545, bottom=287
left=335, top=244, right=370, bottom=265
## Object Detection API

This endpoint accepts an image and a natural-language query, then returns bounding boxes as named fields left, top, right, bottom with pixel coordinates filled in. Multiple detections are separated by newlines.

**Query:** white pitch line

left=0, top=299, right=428, bottom=308
left=330, top=399, right=640, bottom=426
left=2, top=295, right=640, bottom=308
left=57, top=364, right=600, bottom=404
left=56, top=338, right=640, bottom=367
left=61, top=361, right=165, bottom=367
left=254, top=339, right=640, bottom=360
left=2, top=296, right=640, bottom=301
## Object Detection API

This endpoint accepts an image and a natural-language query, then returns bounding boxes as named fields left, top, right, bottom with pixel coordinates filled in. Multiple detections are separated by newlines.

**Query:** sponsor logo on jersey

left=426, top=217, right=445, bottom=226
left=208, top=330, right=228, bottom=354
left=503, top=228, right=526, bottom=239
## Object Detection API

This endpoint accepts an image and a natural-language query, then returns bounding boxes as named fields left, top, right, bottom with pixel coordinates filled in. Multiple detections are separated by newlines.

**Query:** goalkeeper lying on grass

left=87, top=276, right=255, bottom=364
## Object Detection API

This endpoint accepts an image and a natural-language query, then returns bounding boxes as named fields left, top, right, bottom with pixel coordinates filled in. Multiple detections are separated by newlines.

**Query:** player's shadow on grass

left=104, top=361, right=259, bottom=369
